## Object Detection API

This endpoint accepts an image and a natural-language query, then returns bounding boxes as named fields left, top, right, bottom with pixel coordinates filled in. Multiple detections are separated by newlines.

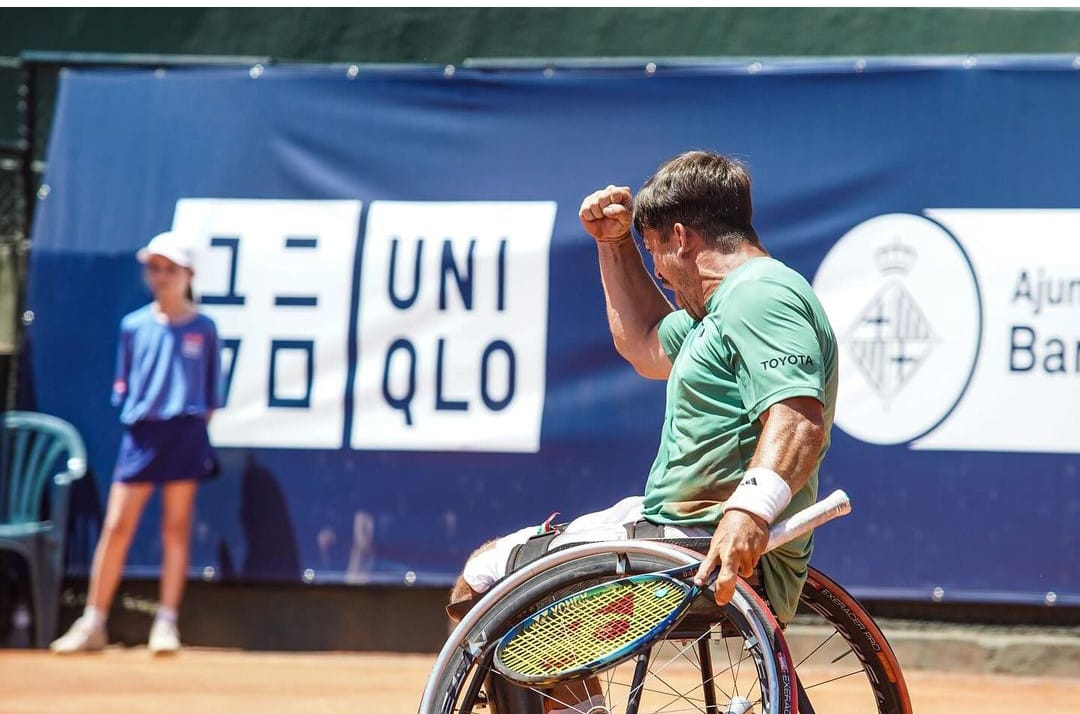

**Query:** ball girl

left=51, top=231, right=223, bottom=654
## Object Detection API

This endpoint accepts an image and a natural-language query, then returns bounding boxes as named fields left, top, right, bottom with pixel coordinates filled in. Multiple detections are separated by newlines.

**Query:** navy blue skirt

left=114, top=416, right=218, bottom=484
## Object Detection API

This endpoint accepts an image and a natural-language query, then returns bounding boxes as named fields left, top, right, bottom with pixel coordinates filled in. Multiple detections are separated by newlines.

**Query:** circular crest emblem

left=813, top=214, right=982, bottom=445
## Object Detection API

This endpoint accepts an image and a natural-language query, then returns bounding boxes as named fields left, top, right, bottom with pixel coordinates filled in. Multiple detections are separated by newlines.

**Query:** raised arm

left=579, top=185, right=674, bottom=379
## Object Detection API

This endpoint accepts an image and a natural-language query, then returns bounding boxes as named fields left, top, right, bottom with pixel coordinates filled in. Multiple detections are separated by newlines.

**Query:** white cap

left=137, top=231, right=195, bottom=269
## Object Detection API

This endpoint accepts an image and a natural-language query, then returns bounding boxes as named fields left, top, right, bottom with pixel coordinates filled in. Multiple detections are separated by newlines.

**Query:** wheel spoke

left=648, top=634, right=712, bottom=683
left=732, top=636, right=744, bottom=698
left=829, top=647, right=855, bottom=665
left=641, top=668, right=707, bottom=714
left=795, top=629, right=839, bottom=669
left=721, top=633, right=737, bottom=699
left=602, top=676, right=707, bottom=703
left=524, top=683, right=593, bottom=712
left=802, top=669, right=865, bottom=690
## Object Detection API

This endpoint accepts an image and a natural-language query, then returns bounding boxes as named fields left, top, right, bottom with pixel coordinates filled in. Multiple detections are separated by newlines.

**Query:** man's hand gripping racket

left=493, top=489, right=851, bottom=687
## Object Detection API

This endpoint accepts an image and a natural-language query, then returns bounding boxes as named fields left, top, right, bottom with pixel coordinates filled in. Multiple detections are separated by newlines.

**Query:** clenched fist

left=579, top=185, right=634, bottom=244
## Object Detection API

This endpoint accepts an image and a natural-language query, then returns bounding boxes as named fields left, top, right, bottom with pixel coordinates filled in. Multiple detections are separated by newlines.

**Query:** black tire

left=793, top=566, right=913, bottom=714
left=421, top=542, right=796, bottom=714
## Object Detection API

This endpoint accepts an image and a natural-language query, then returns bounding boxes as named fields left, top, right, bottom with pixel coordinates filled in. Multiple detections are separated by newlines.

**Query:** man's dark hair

left=633, top=150, right=760, bottom=252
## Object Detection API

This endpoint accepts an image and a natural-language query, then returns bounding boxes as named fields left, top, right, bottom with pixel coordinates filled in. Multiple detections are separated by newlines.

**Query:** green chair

left=1, top=411, right=87, bottom=647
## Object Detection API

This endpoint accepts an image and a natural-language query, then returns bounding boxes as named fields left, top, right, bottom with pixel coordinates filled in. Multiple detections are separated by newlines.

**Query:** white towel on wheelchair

left=462, top=496, right=712, bottom=593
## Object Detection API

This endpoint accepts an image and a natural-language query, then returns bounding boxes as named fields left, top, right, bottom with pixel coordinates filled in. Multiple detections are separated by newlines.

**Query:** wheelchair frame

left=420, top=539, right=911, bottom=714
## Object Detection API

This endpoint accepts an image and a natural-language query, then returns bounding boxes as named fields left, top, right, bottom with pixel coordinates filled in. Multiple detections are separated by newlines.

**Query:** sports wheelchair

left=420, top=537, right=911, bottom=714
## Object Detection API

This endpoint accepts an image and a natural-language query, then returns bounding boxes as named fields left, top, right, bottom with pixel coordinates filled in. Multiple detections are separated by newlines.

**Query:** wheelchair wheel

left=788, top=566, right=913, bottom=714
left=419, top=540, right=795, bottom=714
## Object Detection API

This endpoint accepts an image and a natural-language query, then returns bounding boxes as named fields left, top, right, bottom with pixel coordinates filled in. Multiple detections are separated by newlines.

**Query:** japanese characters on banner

left=174, top=199, right=361, bottom=448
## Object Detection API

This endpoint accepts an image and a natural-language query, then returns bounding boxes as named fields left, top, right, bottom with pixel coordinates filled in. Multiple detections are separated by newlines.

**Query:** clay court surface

left=3, top=648, right=1080, bottom=714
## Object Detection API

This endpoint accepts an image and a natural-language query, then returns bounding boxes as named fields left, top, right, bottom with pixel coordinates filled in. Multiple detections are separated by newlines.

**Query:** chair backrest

left=1, top=411, right=87, bottom=525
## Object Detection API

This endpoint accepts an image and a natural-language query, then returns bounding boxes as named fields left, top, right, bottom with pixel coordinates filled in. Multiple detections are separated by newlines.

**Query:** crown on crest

left=875, top=238, right=916, bottom=275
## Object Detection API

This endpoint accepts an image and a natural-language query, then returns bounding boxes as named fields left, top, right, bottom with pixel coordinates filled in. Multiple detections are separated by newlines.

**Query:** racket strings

left=497, top=577, right=689, bottom=678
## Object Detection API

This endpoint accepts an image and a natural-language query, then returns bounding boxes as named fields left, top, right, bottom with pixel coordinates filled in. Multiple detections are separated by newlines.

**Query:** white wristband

left=725, top=467, right=793, bottom=525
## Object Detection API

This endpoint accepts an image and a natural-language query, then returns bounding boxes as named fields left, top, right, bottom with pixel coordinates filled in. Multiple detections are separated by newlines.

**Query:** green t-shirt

left=644, top=257, right=838, bottom=622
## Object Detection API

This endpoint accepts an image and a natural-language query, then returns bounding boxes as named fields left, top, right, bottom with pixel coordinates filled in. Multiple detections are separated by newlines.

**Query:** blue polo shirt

left=112, top=306, right=224, bottom=425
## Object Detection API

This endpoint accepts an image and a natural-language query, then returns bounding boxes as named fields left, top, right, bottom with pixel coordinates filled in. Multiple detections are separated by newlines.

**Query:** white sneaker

left=148, top=619, right=181, bottom=655
left=50, top=616, right=107, bottom=653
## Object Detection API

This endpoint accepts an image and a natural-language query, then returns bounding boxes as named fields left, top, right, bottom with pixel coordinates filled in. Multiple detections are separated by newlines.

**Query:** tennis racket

left=492, top=489, right=851, bottom=687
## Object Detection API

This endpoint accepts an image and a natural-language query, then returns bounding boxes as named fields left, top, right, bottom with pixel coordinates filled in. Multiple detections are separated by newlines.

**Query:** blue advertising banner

left=26, top=58, right=1080, bottom=604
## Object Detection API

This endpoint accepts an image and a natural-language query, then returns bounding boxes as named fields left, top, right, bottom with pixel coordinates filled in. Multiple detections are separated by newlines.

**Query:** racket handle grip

left=765, top=489, right=851, bottom=553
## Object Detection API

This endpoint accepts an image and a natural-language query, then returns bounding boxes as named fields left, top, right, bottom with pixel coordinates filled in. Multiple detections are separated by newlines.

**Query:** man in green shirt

left=582, top=151, right=837, bottom=623
left=450, top=150, right=836, bottom=714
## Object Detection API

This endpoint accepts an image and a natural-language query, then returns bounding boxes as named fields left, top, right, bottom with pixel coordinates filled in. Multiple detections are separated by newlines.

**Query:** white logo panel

left=817, top=209, right=1080, bottom=453
left=173, top=199, right=362, bottom=448
left=813, top=214, right=981, bottom=445
left=351, top=201, right=556, bottom=452
left=914, top=209, right=1080, bottom=453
